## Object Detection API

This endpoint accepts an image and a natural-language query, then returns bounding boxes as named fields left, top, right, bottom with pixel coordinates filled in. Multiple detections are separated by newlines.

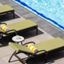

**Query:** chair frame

left=8, top=37, right=64, bottom=64
left=0, top=21, right=38, bottom=38
left=8, top=42, right=48, bottom=64
left=0, top=10, right=15, bottom=18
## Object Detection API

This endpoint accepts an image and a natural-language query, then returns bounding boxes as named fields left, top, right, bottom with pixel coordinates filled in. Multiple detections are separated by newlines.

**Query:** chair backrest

left=9, top=42, right=33, bottom=53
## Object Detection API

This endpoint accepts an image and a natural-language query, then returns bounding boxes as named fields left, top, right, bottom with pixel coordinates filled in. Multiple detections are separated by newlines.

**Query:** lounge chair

left=8, top=37, right=64, bottom=64
left=0, top=5, right=15, bottom=18
left=0, top=20, right=38, bottom=37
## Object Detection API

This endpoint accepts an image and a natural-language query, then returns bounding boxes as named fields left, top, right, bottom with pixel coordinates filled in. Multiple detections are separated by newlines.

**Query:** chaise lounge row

left=1, top=4, right=64, bottom=64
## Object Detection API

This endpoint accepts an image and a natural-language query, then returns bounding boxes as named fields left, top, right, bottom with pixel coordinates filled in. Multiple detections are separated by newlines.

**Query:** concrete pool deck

left=0, top=0, right=64, bottom=64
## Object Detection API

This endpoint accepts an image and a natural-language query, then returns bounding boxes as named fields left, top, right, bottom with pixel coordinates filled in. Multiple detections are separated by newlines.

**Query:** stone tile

left=4, top=17, right=25, bottom=24
left=52, top=58, right=64, bottom=64
left=1, top=53, right=45, bottom=64
left=1, top=54, right=23, bottom=64
left=23, top=28, right=54, bottom=44
left=0, top=59, right=5, bottom=64
left=0, top=46, right=14, bottom=58
left=52, top=31, right=64, bottom=38
left=23, top=13, right=38, bottom=19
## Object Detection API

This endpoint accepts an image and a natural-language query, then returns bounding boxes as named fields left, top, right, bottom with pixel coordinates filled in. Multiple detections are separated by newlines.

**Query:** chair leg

left=44, top=52, right=48, bottom=63
left=36, top=28, right=38, bottom=35
left=15, top=54, right=26, bottom=64
left=8, top=51, right=16, bottom=62
left=9, top=50, right=33, bottom=64
left=0, top=33, right=3, bottom=39
left=12, top=10, right=15, bottom=18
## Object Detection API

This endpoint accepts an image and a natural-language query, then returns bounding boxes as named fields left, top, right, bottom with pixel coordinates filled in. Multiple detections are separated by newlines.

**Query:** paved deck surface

left=0, top=0, right=64, bottom=64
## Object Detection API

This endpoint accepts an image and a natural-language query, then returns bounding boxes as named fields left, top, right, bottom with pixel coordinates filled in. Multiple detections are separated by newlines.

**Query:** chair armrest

left=35, top=50, right=47, bottom=54
left=0, top=22, right=7, bottom=25
left=24, top=41, right=35, bottom=45
left=6, top=29, right=17, bottom=35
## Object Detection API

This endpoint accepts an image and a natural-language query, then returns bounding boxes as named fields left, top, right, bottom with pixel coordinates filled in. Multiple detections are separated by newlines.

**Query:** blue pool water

left=13, top=0, right=64, bottom=30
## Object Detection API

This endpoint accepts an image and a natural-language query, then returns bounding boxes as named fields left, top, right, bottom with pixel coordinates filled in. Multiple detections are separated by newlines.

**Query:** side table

left=12, top=35, right=24, bottom=44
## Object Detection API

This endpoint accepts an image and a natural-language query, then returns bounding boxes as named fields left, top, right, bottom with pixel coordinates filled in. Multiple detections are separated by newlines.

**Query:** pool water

left=13, top=0, right=64, bottom=30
